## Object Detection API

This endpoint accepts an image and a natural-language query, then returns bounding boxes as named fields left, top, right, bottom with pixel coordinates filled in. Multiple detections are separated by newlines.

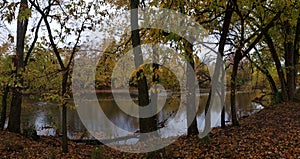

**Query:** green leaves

left=18, top=8, right=31, bottom=20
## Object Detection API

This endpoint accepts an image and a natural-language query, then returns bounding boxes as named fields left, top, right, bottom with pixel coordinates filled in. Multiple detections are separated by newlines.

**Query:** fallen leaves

left=0, top=131, right=96, bottom=158
left=101, top=102, right=300, bottom=158
left=1, top=102, right=300, bottom=158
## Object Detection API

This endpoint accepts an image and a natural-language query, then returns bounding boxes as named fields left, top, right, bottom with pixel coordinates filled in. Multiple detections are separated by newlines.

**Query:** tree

left=29, top=0, right=103, bottom=152
left=7, top=0, right=29, bottom=133
left=245, top=48, right=279, bottom=101
left=225, top=0, right=282, bottom=126
left=216, top=0, right=235, bottom=128
left=254, top=1, right=300, bottom=102
left=184, top=39, right=199, bottom=136
left=0, top=0, right=43, bottom=133
left=150, top=43, right=159, bottom=130
left=129, top=0, right=157, bottom=137
left=264, top=33, right=288, bottom=101
left=282, top=9, right=300, bottom=101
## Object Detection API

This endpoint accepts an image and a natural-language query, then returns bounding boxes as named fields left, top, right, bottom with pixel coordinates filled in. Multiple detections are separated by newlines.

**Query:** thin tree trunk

left=221, top=107, right=225, bottom=128
left=185, top=40, right=199, bottom=136
left=246, top=51, right=279, bottom=98
left=61, top=71, right=69, bottom=153
left=0, top=85, right=9, bottom=130
left=230, top=50, right=242, bottom=126
left=218, top=0, right=235, bottom=129
left=150, top=44, right=159, bottom=131
left=254, top=62, right=278, bottom=95
left=203, top=89, right=211, bottom=135
left=264, top=33, right=288, bottom=101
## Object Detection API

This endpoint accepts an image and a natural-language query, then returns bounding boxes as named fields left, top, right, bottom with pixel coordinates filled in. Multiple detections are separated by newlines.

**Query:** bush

left=91, top=146, right=103, bottom=159
left=272, top=91, right=282, bottom=104
left=23, top=125, right=40, bottom=141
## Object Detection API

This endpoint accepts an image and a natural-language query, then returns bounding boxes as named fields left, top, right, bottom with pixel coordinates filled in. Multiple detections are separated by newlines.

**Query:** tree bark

left=150, top=44, right=159, bottom=131
left=28, top=0, right=91, bottom=153
left=248, top=56, right=278, bottom=95
left=284, top=21, right=295, bottom=101
left=264, top=33, right=288, bottom=102
left=8, top=0, right=28, bottom=133
left=230, top=50, right=242, bottom=126
left=130, top=0, right=157, bottom=138
left=228, top=11, right=281, bottom=126
left=185, top=40, right=199, bottom=136
left=221, top=107, right=225, bottom=128
left=293, top=14, right=300, bottom=96
left=218, top=0, right=235, bottom=128
left=61, top=71, right=69, bottom=153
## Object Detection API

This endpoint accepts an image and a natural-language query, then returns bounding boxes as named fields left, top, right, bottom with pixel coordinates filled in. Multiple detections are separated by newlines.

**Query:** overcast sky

left=0, top=1, right=220, bottom=67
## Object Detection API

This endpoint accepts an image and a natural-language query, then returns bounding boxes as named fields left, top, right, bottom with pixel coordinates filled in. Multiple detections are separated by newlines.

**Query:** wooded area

left=0, top=0, right=299, bottom=158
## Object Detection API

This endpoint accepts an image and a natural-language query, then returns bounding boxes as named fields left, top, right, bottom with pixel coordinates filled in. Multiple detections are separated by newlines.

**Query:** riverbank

left=102, top=102, right=300, bottom=158
left=1, top=102, right=300, bottom=158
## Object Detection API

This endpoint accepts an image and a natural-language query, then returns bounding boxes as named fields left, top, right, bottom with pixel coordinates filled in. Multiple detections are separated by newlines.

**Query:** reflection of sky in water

left=159, top=112, right=187, bottom=138
left=21, top=92, right=263, bottom=141
left=34, top=110, right=56, bottom=136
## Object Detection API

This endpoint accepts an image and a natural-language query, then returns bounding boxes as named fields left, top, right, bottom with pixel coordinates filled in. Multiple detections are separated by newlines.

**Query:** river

left=15, top=91, right=263, bottom=140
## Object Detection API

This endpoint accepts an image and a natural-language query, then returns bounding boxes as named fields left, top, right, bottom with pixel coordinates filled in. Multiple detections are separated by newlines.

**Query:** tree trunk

left=150, top=44, right=159, bottom=131
left=221, top=107, right=225, bottom=128
left=185, top=40, right=199, bottom=136
left=246, top=52, right=279, bottom=98
left=218, top=0, right=235, bottom=128
left=61, top=71, right=69, bottom=153
left=8, top=0, right=28, bottom=133
left=202, top=88, right=212, bottom=137
left=8, top=89, right=22, bottom=133
left=0, top=85, right=9, bottom=130
left=228, top=3, right=280, bottom=126
left=230, top=50, right=242, bottom=126
left=264, top=33, right=288, bottom=102
left=284, top=21, right=295, bottom=101
left=130, top=0, right=157, bottom=138
left=257, top=66, right=278, bottom=95
left=293, top=14, right=300, bottom=95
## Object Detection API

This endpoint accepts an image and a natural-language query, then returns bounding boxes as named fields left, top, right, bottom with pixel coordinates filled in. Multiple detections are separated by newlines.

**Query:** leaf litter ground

left=0, top=102, right=300, bottom=158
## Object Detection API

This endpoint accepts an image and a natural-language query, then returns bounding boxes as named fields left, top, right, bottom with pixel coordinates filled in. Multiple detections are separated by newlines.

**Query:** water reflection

left=19, top=91, right=263, bottom=140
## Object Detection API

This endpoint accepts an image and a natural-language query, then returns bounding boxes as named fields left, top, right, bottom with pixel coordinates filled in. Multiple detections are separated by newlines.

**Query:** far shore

left=22, top=87, right=258, bottom=97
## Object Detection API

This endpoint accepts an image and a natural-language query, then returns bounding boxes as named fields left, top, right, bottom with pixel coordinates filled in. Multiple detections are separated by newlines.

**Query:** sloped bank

left=101, top=102, right=300, bottom=158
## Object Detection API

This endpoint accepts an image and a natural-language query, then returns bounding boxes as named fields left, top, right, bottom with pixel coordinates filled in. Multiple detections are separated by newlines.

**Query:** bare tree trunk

left=221, top=107, right=225, bottom=128
left=284, top=21, right=295, bottom=101
left=203, top=89, right=211, bottom=135
left=218, top=0, right=235, bottom=128
left=8, top=0, right=28, bottom=133
left=150, top=44, right=159, bottom=131
left=246, top=51, right=279, bottom=101
left=264, top=33, right=288, bottom=102
left=293, top=14, right=300, bottom=95
left=130, top=0, right=157, bottom=138
left=61, top=71, right=69, bottom=153
left=230, top=50, right=242, bottom=126
left=185, top=40, right=199, bottom=136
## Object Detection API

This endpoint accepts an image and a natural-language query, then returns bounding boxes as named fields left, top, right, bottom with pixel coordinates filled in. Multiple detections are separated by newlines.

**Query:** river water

left=17, top=91, right=263, bottom=140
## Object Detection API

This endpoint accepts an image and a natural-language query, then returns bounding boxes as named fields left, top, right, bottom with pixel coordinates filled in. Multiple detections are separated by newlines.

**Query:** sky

left=0, top=0, right=221, bottom=67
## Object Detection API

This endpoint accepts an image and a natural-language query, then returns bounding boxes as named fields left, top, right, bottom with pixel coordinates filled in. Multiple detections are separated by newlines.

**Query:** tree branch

left=28, top=0, right=65, bottom=69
